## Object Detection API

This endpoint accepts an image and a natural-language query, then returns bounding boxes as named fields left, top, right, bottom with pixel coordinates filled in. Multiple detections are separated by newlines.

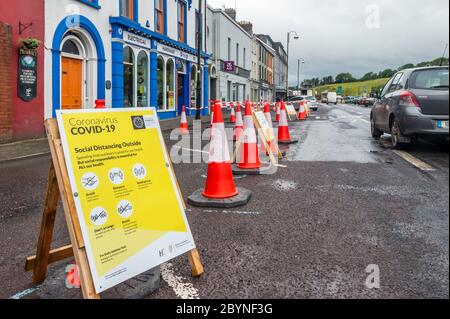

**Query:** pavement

left=1, top=103, right=448, bottom=299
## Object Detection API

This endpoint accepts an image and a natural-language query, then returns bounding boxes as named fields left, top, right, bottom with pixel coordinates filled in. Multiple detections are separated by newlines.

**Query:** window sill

left=77, top=0, right=101, bottom=9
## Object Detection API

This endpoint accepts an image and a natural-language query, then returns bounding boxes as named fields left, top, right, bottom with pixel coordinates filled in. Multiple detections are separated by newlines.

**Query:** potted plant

left=19, top=38, right=41, bottom=55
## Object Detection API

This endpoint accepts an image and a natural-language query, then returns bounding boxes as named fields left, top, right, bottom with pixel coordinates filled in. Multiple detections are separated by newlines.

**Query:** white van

left=327, top=92, right=338, bottom=104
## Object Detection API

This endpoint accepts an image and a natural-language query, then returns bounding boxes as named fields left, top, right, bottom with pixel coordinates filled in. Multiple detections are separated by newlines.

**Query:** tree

left=430, top=57, right=449, bottom=66
left=335, top=73, right=355, bottom=83
left=380, top=69, right=396, bottom=78
left=361, top=72, right=378, bottom=81
left=398, top=63, right=415, bottom=71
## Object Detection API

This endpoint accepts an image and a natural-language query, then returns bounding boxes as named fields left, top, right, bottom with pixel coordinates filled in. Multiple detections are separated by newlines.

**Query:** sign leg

left=32, top=163, right=60, bottom=284
left=187, top=249, right=204, bottom=277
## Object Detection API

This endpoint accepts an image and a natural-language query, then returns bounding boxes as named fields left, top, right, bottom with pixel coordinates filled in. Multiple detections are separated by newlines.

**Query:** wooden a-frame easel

left=24, top=119, right=204, bottom=299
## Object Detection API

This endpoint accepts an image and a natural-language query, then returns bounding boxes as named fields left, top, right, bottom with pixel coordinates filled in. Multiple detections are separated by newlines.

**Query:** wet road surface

left=1, top=103, right=448, bottom=299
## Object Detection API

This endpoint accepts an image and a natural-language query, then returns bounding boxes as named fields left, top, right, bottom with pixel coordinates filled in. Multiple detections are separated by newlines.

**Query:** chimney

left=238, top=21, right=253, bottom=35
left=224, top=8, right=236, bottom=20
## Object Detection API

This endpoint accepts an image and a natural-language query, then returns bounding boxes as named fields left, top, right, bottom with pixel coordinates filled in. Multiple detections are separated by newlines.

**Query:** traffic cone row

left=191, top=99, right=300, bottom=206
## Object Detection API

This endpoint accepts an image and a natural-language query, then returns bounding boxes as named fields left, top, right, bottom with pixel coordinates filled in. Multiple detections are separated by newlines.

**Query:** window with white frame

left=157, top=56, right=176, bottom=111
left=124, top=46, right=150, bottom=108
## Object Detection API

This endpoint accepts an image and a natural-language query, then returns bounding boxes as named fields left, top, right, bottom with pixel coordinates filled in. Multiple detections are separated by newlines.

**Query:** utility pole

left=285, top=31, right=299, bottom=99
left=196, top=0, right=203, bottom=120
left=297, top=58, right=305, bottom=91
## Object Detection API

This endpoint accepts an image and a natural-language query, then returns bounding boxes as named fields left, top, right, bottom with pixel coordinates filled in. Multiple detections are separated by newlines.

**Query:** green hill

left=314, top=78, right=390, bottom=97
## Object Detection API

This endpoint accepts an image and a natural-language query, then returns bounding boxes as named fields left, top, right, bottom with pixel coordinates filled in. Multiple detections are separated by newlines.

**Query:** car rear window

left=410, top=68, right=449, bottom=90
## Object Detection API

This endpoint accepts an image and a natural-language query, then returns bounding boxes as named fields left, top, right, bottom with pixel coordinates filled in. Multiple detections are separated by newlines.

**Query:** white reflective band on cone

left=181, top=112, right=187, bottom=123
left=235, top=111, right=244, bottom=127
left=242, top=116, right=257, bottom=143
left=209, top=123, right=231, bottom=162
left=280, top=109, right=289, bottom=126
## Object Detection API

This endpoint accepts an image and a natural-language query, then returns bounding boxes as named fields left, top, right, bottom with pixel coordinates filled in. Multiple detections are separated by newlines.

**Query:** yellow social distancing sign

left=57, top=108, right=196, bottom=293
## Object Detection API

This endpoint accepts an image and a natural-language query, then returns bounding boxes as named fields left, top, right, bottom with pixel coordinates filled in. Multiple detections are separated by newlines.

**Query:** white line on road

left=393, top=150, right=436, bottom=171
left=9, top=288, right=37, bottom=299
left=359, top=119, right=370, bottom=124
left=160, top=262, right=200, bottom=299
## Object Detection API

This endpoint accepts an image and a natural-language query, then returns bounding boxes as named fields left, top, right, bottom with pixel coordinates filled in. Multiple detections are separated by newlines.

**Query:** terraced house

left=0, top=0, right=210, bottom=142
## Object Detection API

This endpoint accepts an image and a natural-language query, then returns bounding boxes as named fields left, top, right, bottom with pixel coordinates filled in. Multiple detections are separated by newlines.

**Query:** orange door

left=61, top=57, right=83, bottom=109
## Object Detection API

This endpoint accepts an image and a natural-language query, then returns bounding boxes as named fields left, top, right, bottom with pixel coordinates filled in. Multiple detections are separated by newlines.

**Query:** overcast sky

left=207, top=0, right=449, bottom=84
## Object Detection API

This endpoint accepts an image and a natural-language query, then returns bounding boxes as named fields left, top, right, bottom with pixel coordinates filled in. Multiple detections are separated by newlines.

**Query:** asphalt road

left=1, top=103, right=448, bottom=299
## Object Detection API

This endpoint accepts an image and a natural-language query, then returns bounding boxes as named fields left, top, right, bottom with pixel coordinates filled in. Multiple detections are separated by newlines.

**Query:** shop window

left=166, top=59, right=175, bottom=110
left=157, top=56, right=165, bottom=110
left=156, top=0, right=165, bottom=34
left=137, top=51, right=148, bottom=107
left=178, top=1, right=186, bottom=43
left=123, top=46, right=134, bottom=107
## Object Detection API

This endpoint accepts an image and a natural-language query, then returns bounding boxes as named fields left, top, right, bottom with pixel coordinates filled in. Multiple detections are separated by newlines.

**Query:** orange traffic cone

left=237, top=101, right=262, bottom=170
left=230, top=102, right=236, bottom=124
left=233, top=102, right=244, bottom=142
left=261, top=101, right=277, bottom=154
left=275, top=102, right=281, bottom=122
left=179, top=105, right=189, bottom=134
left=278, top=101, right=298, bottom=144
left=298, top=101, right=307, bottom=120
left=202, top=101, right=239, bottom=199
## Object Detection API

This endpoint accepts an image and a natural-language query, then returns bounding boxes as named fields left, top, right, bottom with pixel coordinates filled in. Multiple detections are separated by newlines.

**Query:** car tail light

left=399, top=90, right=420, bottom=107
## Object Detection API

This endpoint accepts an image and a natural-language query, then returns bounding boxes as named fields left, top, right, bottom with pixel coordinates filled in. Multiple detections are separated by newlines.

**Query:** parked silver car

left=371, top=66, right=449, bottom=148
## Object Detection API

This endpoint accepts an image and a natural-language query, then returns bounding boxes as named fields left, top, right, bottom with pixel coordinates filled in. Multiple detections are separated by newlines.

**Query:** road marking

left=204, top=209, right=261, bottom=215
left=172, top=146, right=209, bottom=155
left=359, top=119, right=370, bottom=124
left=160, top=262, right=200, bottom=299
left=9, top=288, right=37, bottom=299
left=393, top=150, right=435, bottom=171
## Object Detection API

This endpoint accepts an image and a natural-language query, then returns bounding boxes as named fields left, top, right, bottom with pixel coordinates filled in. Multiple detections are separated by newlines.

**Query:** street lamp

left=285, top=31, right=299, bottom=99
left=297, top=58, right=305, bottom=91
left=195, top=0, right=203, bottom=120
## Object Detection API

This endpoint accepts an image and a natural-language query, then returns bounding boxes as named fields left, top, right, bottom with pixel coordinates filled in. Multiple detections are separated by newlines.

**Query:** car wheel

left=391, top=118, right=406, bottom=149
left=371, top=116, right=382, bottom=138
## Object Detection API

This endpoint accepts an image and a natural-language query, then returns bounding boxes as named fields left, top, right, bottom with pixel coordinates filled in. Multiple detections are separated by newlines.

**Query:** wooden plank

left=26, top=245, right=74, bottom=272
left=45, top=119, right=100, bottom=299
left=31, top=163, right=60, bottom=283
left=53, top=138, right=84, bottom=248
left=187, top=248, right=204, bottom=277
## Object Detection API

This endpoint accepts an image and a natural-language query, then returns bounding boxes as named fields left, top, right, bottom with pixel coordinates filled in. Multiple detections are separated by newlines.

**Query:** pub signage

left=18, top=49, right=38, bottom=102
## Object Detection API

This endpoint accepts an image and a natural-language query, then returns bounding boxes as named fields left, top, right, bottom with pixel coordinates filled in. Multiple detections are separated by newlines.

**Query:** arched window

left=62, top=39, right=80, bottom=56
left=157, top=56, right=165, bottom=110
left=123, top=46, right=135, bottom=107
left=166, top=59, right=175, bottom=110
left=137, top=51, right=148, bottom=107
